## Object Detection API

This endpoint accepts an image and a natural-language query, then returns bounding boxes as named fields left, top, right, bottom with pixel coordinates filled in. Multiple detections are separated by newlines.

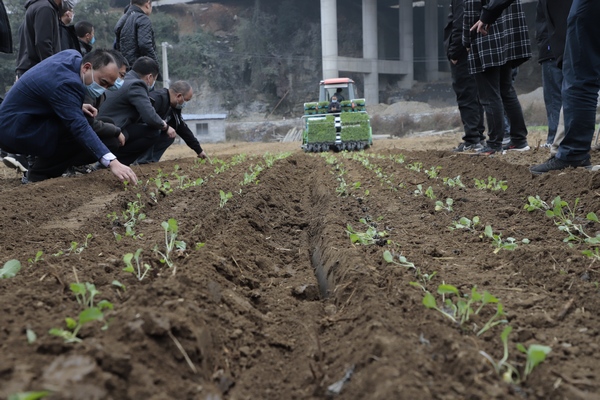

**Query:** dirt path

left=1, top=133, right=599, bottom=399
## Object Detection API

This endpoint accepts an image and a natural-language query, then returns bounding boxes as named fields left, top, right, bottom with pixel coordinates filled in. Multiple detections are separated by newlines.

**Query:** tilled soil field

left=1, top=137, right=599, bottom=400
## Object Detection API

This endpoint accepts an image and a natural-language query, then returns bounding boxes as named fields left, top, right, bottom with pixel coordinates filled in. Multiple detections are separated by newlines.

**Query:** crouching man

left=0, top=49, right=137, bottom=183
left=135, top=80, right=208, bottom=164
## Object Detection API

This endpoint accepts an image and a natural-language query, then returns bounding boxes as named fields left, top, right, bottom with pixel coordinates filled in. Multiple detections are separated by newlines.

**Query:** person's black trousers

left=451, top=56, right=485, bottom=144
left=28, top=132, right=121, bottom=182
left=114, top=123, right=161, bottom=166
left=474, top=63, right=528, bottom=149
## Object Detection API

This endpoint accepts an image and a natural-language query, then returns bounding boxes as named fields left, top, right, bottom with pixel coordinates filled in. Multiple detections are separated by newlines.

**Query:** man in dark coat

left=59, top=8, right=80, bottom=54
left=98, top=56, right=174, bottom=165
left=0, top=0, right=12, bottom=54
left=16, top=0, right=71, bottom=77
left=135, top=80, right=208, bottom=164
left=0, top=49, right=137, bottom=183
left=113, top=0, right=159, bottom=70
left=463, top=0, right=531, bottom=155
left=444, top=0, right=485, bottom=152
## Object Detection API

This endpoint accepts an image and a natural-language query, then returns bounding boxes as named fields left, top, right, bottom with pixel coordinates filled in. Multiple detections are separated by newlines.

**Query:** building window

left=196, top=123, right=209, bottom=136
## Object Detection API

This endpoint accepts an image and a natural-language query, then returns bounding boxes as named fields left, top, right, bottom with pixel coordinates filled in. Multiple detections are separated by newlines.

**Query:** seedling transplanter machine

left=302, top=78, right=373, bottom=152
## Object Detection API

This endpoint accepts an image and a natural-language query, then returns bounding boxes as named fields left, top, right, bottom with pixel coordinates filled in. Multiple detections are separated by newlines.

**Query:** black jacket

left=444, top=0, right=468, bottom=61
left=535, top=0, right=552, bottom=63
left=538, top=0, right=572, bottom=68
left=0, top=0, right=12, bottom=53
left=480, top=0, right=517, bottom=24
left=16, top=0, right=61, bottom=75
left=79, top=39, right=92, bottom=56
left=150, top=88, right=203, bottom=155
left=60, top=22, right=80, bottom=54
left=98, top=69, right=164, bottom=132
left=114, top=5, right=158, bottom=68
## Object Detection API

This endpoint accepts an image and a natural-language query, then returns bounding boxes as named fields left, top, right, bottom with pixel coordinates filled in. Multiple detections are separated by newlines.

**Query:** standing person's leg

left=500, top=64, right=529, bottom=150
left=550, top=109, right=564, bottom=157
left=474, top=66, right=504, bottom=152
left=477, top=103, right=486, bottom=144
left=555, top=0, right=600, bottom=162
left=451, top=56, right=484, bottom=151
left=531, top=0, right=600, bottom=173
left=541, top=60, right=563, bottom=146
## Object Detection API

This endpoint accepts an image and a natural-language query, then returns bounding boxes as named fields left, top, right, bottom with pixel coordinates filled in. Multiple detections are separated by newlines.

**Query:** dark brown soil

left=1, top=137, right=599, bottom=400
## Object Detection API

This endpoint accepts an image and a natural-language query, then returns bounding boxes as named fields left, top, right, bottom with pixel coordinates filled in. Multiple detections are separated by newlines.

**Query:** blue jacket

left=0, top=50, right=110, bottom=160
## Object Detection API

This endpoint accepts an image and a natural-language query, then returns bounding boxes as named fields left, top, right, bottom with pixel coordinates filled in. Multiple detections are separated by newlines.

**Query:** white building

left=182, top=114, right=227, bottom=143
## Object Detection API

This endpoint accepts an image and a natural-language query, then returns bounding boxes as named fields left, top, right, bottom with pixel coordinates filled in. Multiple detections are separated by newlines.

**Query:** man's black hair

left=82, top=49, right=117, bottom=70
left=75, top=21, right=94, bottom=38
left=132, top=56, right=159, bottom=76
left=108, top=49, right=130, bottom=70
left=131, top=0, right=151, bottom=6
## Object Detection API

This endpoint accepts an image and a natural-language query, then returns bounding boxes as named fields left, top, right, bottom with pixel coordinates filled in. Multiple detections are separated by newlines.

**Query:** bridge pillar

left=362, top=0, right=379, bottom=104
left=321, top=0, right=339, bottom=80
left=399, top=0, right=414, bottom=88
left=425, top=0, right=439, bottom=81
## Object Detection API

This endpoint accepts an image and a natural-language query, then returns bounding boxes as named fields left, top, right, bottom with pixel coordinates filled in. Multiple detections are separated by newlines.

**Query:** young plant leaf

left=423, top=292, right=437, bottom=309
left=26, top=329, right=37, bottom=344
left=437, top=284, right=460, bottom=296
left=8, top=391, right=51, bottom=400
left=0, top=259, right=22, bottom=279
left=112, top=280, right=126, bottom=291
left=65, top=317, right=77, bottom=330
left=78, top=307, right=103, bottom=325
left=383, top=250, right=394, bottom=263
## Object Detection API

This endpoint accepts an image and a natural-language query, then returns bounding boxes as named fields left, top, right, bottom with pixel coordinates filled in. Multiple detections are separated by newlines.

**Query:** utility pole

left=161, top=42, right=173, bottom=88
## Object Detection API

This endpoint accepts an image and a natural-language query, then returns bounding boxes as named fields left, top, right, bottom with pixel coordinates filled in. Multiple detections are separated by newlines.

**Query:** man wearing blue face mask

left=82, top=50, right=128, bottom=151
left=63, top=50, right=128, bottom=177
left=134, top=80, right=208, bottom=164
left=76, top=20, right=94, bottom=56
left=0, top=49, right=138, bottom=183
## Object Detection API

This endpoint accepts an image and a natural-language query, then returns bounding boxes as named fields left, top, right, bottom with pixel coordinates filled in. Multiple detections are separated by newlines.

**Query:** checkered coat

left=463, top=0, right=531, bottom=74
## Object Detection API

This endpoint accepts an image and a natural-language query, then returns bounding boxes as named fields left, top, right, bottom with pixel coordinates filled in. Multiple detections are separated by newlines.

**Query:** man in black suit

left=135, top=80, right=208, bottom=164
left=98, top=56, right=175, bottom=165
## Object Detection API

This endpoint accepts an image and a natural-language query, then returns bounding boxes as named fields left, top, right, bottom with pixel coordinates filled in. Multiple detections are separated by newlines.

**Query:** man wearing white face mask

left=0, top=49, right=137, bottom=183
left=98, top=56, right=175, bottom=165
left=134, top=80, right=208, bottom=164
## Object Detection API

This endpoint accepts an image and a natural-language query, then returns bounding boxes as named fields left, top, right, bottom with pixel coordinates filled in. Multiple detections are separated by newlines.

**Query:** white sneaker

left=3, top=156, right=28, bottom=173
